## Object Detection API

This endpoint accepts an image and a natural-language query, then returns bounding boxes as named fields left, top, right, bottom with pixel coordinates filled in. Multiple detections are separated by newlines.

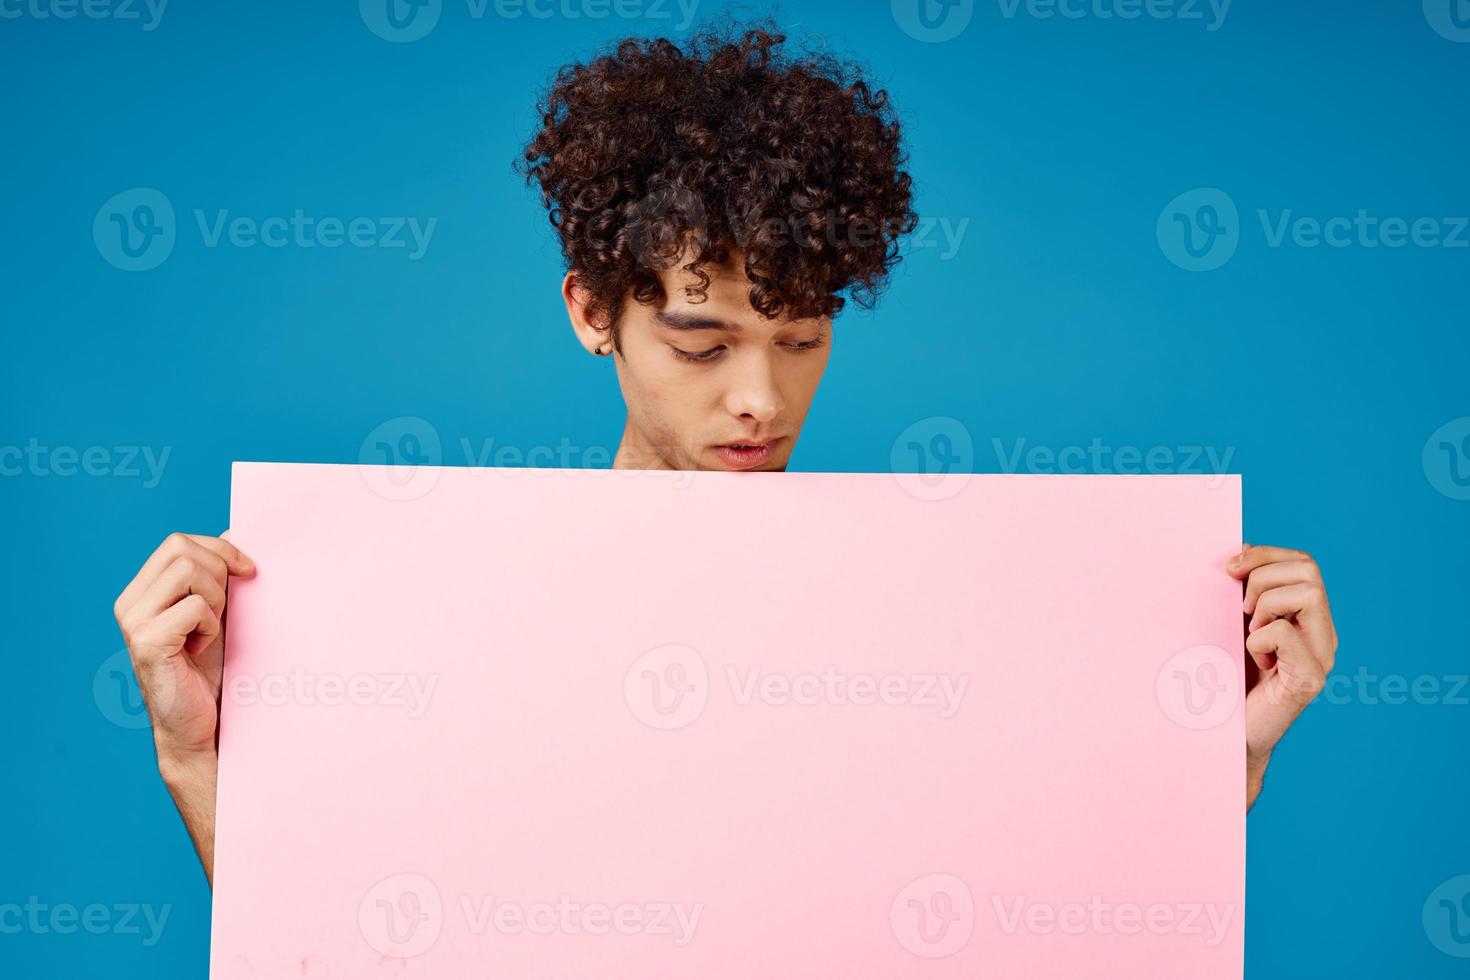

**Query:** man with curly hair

left=519, top=25, right=917, bottom=471
left=114, top=21, right=1338, bottom=889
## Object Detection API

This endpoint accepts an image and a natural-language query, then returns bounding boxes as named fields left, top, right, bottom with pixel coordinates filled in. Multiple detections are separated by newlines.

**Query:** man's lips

left=717, top=438, right=776, bottom=449
left=712, top=438, right=781, bottom=469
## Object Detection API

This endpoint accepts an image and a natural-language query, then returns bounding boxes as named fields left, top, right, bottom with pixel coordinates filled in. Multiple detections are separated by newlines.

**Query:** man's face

left=595, top=254, right=833, bottom=471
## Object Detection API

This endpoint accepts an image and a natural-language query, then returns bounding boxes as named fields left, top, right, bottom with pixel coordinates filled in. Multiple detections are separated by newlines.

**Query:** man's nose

left=724, top=353, right=784, bottom=423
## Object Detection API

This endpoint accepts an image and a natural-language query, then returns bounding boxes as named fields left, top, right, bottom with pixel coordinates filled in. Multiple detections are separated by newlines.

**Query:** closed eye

left=669, top=335, right=825, bottom=363
left=670, top=345, right=725, bottom=363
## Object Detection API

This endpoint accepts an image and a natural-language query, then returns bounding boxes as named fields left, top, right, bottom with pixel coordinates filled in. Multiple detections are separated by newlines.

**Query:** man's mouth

left=713, top=438, right=780, bottom=470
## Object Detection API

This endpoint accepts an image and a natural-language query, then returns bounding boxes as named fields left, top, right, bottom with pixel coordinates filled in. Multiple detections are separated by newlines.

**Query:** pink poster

left=212, top=462, right=1244, bottom=978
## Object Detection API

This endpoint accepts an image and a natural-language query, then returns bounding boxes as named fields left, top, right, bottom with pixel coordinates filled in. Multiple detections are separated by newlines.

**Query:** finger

left=136, top=534, right=248, bottom=588
left=118, top=531, right=255, bottom=617
left=1246, top=620, right=1326, bottom=706
left=115, top=533, right=255, bottom=620
left=127, top=554, right=228, bottom=633
left=183, top=610, right=224, bottom=656
left=1248, top=581, right=1331, bottom=635
left=1245, top=620, right=1326, bottom=756
left=130, top=594, right=221, bottom=665
left=185, top=533, right=253, bottom=572
left=1243, top=560, right=1322, bottom=614
left=1227, top=544, right=1312, bottom=580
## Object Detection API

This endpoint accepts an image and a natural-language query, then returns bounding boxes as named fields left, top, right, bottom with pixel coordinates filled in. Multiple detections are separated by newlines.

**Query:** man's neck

left=612, top=417, right=675, bottom=471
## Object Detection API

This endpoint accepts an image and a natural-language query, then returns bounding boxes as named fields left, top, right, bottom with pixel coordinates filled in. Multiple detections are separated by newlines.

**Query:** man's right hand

left=113, top=531, right=256, bottom=884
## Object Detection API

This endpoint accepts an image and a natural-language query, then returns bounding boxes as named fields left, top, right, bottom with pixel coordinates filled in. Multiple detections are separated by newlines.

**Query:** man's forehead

left=651, top=301, right=827, bottom=336
left=653, top=309, right=739, bottom=332
left=650, top=257, right=827, bottom=332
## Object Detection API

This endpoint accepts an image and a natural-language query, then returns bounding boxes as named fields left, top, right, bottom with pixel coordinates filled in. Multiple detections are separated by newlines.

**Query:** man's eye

left=783, top=336, right=827, bottom=352
left=671, top=346, right=725, bottom=363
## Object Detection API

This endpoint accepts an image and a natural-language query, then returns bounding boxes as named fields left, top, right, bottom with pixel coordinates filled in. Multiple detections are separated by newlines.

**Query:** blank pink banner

left=213, top=462, right=1244, bottom=978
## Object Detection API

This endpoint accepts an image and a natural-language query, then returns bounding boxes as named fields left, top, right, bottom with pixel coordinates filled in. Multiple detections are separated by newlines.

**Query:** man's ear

left=562, top=273, right=613, bottom=356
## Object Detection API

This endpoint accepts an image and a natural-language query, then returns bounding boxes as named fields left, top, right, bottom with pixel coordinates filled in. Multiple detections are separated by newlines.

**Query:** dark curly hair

left=518, top=22, right=917, bottom=349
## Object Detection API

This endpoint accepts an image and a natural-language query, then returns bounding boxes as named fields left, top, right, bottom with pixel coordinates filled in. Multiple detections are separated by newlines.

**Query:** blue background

left=3, top=0, right=1467, bottom=976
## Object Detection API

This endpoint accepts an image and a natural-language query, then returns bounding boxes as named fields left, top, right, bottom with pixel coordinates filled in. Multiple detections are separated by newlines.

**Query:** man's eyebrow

left=653, top=311, right=739, bottom=332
